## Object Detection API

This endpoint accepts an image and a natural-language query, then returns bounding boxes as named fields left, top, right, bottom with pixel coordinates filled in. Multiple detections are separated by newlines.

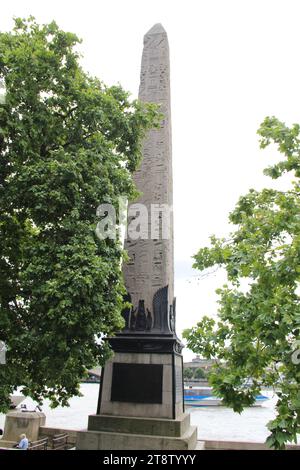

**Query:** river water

left=0, top=384, right=280, bottom=443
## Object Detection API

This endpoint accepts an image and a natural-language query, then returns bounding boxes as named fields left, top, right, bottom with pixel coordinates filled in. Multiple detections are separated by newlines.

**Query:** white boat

left=184, top=388, right=269, bottom=407
left=185, top=395, right=222, bottom=406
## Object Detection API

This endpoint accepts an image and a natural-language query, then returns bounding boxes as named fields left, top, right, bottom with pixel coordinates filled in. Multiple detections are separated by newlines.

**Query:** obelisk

left=122, top=22, right=174, bottom=328
left=76, top=24, right=198, bottom=450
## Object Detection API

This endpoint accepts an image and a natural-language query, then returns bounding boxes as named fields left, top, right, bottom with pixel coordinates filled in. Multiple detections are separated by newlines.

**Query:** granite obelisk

left=76, top=24, right=198, bottom=450
left=122, top=22, right=174, bottom=327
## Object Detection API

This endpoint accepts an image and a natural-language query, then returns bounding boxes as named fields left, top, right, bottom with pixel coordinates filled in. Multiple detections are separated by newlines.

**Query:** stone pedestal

left=98, top=350, right=183, bottom=420
left=3, top=410, right=46, bottom=442
left=76, top=338, right=197, bottom=450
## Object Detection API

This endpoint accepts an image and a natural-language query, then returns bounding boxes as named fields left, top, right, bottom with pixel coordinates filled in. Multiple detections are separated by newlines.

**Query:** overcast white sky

left=1, top=0, right=299, bottom=358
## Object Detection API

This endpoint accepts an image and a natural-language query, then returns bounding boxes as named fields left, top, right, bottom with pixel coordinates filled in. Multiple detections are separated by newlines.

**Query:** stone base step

left=76, top=425, right=197, bottom=450
left=195, top=441, right=205, bottom=450
left=88, top=413, right=191, bottom=437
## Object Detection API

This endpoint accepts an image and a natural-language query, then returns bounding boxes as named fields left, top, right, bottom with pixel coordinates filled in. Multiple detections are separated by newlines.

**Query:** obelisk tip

left=145, top=23, right=166, bottom=36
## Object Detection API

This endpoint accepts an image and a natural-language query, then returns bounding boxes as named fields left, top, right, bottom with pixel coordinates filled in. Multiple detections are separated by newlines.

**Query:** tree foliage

left=183, top=116, right=300, bottom=449
left=193, top=367, right=207, bottom=380
left=0, top=17, right=159, bottom=411
left=183, top=367, right=194, bottom=380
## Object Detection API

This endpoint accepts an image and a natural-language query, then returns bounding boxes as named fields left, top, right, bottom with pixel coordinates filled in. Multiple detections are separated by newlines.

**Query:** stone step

left=76, top=425, right=198, bottom=450
left=88, top=413, right=190, bottom=437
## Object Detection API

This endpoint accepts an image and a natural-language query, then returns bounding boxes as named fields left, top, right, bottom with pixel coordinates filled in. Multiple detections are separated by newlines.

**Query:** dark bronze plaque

left=111, top=363, right=163, bottom=404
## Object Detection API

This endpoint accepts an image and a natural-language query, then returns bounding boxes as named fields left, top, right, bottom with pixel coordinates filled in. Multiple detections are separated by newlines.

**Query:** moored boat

left=184, top=387, right=269, bottom=407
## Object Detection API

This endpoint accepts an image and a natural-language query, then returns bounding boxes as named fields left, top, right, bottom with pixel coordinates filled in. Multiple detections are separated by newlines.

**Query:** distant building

left=183, top=355, right=216, bottom=372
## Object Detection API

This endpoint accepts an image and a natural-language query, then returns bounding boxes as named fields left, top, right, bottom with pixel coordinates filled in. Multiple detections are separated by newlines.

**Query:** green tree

left=183, top=367, right=194, bottom=380
left=193, top=367, right=206, bottom=380
left=0, top=17, right=159, bottom=411
left=184, top=116, right=300, bottom=450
